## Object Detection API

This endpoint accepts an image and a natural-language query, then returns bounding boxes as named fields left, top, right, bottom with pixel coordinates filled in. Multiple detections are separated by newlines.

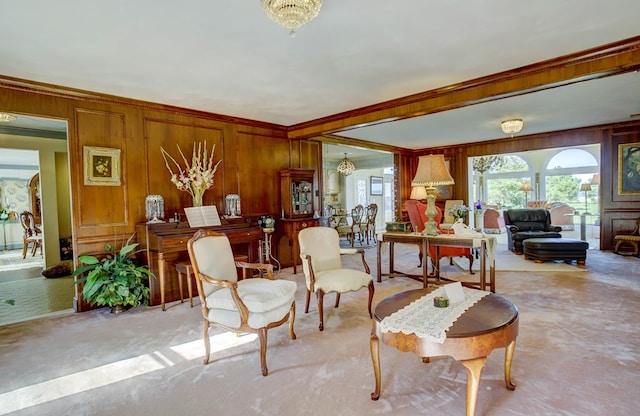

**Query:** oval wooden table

left=370, top=288, right=519, bottom=416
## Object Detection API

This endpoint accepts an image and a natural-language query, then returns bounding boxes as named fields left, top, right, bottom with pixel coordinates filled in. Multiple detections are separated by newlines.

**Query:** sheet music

left=184, top=205, right=222, bottom=227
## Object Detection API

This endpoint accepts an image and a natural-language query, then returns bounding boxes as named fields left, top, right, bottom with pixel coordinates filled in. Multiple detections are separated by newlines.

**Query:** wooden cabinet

left=280, top=168, right=315, bottom=219
left=275, top=218, right=319, bottom=274
left=277, top=169, right=318, bottom=273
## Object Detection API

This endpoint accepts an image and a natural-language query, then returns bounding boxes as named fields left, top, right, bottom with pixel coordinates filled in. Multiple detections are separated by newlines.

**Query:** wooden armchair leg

left=317, top=291, right=325, bottom=331
left=258, top=328, right=268, bottom=376
left=304, top=289, right=311, bottom=313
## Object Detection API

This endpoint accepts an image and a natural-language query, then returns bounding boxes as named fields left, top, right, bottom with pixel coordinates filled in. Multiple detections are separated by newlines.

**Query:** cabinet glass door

left=292, top=180, right=312, bottom=216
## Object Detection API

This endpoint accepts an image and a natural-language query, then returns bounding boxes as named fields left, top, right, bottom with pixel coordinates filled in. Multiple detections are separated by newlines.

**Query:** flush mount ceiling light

left=500, top=119, right=524, bottom=137
left=336, top=153, right=355, bottom=176
left=0, top=113, right=17, bottom=122
left=261, top=0, right=323, bottom=38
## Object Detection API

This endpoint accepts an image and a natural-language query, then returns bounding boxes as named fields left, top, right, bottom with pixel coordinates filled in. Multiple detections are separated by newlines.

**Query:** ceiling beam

left=288, top=36, right=640, bottom=141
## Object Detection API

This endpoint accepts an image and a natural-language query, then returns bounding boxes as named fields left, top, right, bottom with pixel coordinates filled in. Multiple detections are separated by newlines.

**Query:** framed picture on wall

left=618, top=141, right=640, bottom=195
left=83, top=146, right=121, bottom=186
left=370, top=176, right=383, bottom=196
left=435, top=157, right=453, bottom=200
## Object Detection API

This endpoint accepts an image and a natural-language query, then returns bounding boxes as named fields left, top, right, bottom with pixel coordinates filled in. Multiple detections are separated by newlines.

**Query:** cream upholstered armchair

left=441, top=199, right=465, bottom=230
left=187, top=230, right=297, bottom=376
left=298, top=227, right=374, bottom=331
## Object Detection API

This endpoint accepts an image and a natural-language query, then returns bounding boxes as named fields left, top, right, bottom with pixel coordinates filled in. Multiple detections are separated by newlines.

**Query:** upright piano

left=136, top=221, right=263, bottom=310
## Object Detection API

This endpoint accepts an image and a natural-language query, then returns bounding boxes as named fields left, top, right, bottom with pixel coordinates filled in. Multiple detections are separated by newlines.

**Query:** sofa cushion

left=511, top=230, right=562, bottom=241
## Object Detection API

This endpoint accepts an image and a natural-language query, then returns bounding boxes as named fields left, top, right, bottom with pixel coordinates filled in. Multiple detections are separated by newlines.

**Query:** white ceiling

left=1, top=1, right=639, bottom=152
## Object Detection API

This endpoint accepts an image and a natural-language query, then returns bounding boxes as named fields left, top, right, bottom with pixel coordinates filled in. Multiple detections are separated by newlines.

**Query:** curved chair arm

left=301, top=253, right=317, bottom=292
left=339, top=248, right=370, bottom=274
left=198, top=272, right=251, bottom=326
left=506, top=225, right=520, bottom=233
left=235, top=261, right=275, bottom=280
left=545, top=225, right=563, bottom=232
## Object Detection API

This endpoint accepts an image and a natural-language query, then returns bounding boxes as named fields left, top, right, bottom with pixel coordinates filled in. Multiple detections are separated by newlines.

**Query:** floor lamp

left=411, top=155, right=455, bottom=235
left=519, top=182, right=533, bottom=206
left=580, top=183, right=591, bottom=213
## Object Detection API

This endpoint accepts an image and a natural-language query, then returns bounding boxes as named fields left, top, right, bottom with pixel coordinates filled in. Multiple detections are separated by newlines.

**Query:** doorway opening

left=0, top=113, right=73, bottom=325
left=321, top=143, right=394, bottom=244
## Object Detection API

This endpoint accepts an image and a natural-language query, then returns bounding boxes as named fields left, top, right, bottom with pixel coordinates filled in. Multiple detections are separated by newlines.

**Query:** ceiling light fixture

left=0, top=113, right=17, bottom=123
left=500, top=119, right=524, bottom=137
left=261, top=0, right=323, bottom=38
left=336, top=153, right=355, bottom=176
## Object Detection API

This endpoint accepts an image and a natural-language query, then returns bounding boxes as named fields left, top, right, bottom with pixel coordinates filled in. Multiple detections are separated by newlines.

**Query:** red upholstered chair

left=405, top=200, right=474, bottom=274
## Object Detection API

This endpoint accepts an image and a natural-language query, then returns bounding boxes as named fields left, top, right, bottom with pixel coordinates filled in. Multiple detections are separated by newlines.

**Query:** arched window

left=544, top=148, right=599, bottom=212
left=547, top=149, right=598, bottom=169
left=484, top=155, right=531, bottom=208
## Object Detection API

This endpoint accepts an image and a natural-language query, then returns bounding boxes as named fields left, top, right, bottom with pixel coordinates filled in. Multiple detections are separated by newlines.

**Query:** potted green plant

left=73, top=235, right=154, bottom=313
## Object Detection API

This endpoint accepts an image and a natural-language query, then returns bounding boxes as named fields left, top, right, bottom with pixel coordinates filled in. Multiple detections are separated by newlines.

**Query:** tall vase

left=192, top=189, right=204, bottom=207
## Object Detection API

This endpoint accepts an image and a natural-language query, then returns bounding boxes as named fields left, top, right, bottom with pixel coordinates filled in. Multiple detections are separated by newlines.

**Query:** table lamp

left=409, top=185, right=428, bottom=201
left=519, top=182, right=533, bottom=206
left=580, top=183, right=591, bottom=213
left=411, top=155, right=454, bottom=235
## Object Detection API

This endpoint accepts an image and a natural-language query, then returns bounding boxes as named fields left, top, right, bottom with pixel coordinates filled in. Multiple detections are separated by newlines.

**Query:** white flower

left=160, top=142, right=222, bottom=199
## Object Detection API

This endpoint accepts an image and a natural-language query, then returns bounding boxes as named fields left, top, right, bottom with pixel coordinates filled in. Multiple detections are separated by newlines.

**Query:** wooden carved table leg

left=504, top=340, right=517, bottom=391
left=370, top=329, right=381, bottom=400
left=460, top=356, right=487, bottom=416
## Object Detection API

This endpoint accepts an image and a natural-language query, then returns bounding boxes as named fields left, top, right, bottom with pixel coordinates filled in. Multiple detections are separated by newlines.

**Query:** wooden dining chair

left=19, top=211, right=43, bottom=259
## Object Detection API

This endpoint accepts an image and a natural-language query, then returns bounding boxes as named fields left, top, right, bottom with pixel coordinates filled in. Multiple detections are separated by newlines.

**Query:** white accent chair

left=441, top=199, right=465, bottom=230
left=187, top=230, right=297, bottom=376
left=298, top=227, right=374, bottom=331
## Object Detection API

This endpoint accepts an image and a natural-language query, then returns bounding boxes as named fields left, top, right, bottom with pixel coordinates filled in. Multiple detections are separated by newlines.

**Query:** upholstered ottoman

left=523, top=238, right=588, bottom=265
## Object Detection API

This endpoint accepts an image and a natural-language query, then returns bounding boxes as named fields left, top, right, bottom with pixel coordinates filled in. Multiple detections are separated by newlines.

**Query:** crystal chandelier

left=472, top=156, right=504, bottom=174
left=336, top=153, right=355, bottom=176
left=500, top=119, right=524, bottom=137
left=261, top=0, right=323, bottom=37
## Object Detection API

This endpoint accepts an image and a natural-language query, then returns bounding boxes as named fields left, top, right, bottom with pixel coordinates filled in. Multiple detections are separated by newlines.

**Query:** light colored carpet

left=0, top=246, right=638, bottom=415
left=452, top=246, right=588, bottom=272
left=0, top=276, right=75, bottom=325
left=0, top=250, right=43, bottom=272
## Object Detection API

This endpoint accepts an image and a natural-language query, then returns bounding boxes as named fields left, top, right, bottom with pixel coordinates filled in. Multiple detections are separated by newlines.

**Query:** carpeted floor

left=451, top=245, right=588, bottom=272
left=0, top=250, right=43, bottom=273
left=0, top=244, right=638, bottom=415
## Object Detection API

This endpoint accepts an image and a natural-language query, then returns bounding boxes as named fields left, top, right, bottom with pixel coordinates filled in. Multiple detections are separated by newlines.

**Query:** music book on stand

left=184, top=205, right=222, bottom=228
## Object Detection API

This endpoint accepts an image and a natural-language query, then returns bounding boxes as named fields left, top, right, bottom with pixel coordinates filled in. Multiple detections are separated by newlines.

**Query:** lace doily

left=379, top=287, right=489, bottom=344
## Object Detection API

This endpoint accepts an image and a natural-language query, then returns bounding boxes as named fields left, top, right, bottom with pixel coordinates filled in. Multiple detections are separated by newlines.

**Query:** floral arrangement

left=160, top=141, right=222, bottom=206
left=0, top=208, right=9, bottom=223
left=447, top=204, right=469, bottom=221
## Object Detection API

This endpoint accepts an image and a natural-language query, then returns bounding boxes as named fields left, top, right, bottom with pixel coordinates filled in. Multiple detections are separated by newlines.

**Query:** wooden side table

left=370, top=288, right=518, bottom=416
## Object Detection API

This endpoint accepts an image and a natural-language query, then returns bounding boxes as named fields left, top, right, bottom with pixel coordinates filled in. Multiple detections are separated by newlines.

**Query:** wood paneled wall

left=0, top=77, right=312, bottom=311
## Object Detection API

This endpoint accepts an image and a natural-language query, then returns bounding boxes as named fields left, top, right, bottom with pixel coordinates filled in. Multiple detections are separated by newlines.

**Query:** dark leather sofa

left=504, top=209, right=562, bottom=254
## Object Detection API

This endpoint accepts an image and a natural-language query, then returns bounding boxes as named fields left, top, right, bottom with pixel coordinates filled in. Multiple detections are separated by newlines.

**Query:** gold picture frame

left=618, top=142, right=640, bottom=195
left=83, top=146, right=121, bottom=186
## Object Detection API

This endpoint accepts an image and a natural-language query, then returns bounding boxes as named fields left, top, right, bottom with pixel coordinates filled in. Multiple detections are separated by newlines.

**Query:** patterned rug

left=0, top=250, right=43, bottom=272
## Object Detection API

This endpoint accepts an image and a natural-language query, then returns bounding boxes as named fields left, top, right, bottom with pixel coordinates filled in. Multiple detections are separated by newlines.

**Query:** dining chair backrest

left=365, top=203, right=377, bottom=225
left=351, top=204, right=364, bottom=225
left=19, top=211, right=40, bottom=238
